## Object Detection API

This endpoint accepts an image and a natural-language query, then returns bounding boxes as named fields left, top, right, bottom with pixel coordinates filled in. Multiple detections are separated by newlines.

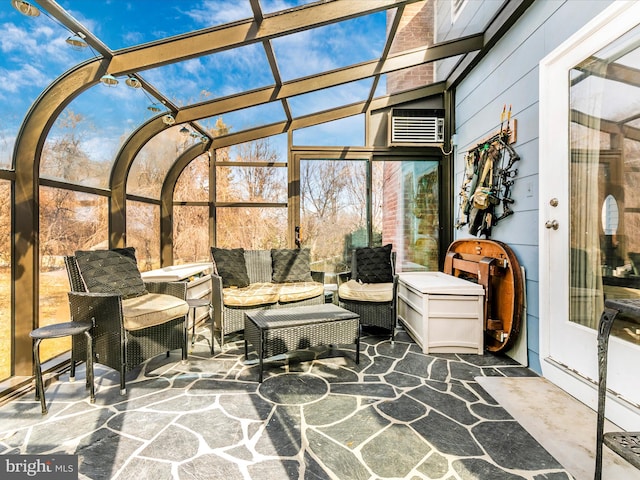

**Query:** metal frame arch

left=12, top=58, right=111, bottom=376
left=159, top=143, right=211, bottom=266
left=109, top=116, right=178, bottom=248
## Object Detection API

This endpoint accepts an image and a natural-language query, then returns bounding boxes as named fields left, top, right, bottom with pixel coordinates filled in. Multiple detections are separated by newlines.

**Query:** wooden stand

left=443, top=239, right=524, bottom=353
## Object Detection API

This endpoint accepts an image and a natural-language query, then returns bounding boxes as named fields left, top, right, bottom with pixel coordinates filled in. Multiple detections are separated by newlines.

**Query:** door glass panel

left=373, top=160, right=440, bottom=272
left=569, top=24, right=640, bottom=344
left=300, top=159, right=367, bottom=284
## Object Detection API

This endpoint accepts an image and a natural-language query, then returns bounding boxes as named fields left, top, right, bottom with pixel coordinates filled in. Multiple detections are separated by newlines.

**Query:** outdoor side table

left=186, top=297, right=213, bottom=354
left=30, top=321, right=95, bottom=415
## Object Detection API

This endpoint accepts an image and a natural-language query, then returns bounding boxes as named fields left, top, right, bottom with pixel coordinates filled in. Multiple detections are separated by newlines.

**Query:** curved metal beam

left=160, top=143, right=210, bottom=266
left=12, top=59, right=108, bottom=375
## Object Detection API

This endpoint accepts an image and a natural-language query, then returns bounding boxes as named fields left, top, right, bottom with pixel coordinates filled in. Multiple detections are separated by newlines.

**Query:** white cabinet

left=141, top=263, right=213, bottom=327
left=397, top=272, right=484, bottom=354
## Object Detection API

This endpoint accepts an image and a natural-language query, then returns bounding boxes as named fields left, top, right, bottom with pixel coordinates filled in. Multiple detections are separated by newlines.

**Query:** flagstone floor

left=0, top=326, right=574, bottom=480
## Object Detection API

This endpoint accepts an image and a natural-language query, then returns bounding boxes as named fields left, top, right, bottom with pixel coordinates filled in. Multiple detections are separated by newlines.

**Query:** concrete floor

left=0, top=326, right=582, bottom=479
left=478, top=376, right=640, bottom=480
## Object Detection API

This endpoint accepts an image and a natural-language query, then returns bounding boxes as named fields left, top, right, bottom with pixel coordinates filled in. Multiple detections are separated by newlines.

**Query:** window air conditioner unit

left=389, top=108, right=445, bottom=146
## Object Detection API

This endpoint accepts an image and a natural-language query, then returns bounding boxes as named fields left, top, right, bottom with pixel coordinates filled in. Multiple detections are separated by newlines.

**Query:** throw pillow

left=75, top=248, right=148, bottom=299
left=271, top=248, right=313, bottom=283
left=355, top=244, right=393, bottom=283
left=211, top=247, right=250, bottom=288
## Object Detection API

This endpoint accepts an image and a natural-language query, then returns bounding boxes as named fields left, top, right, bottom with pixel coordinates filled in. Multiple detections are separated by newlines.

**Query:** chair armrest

left=67, top=291, right=125, bottom=336
left=145, top=281, right=187, bottom=300
left=337, top=271, right=351, bottom=287
left=311, top=270, right=325, bottom=283
left=210, top=274, right=224, bottom=308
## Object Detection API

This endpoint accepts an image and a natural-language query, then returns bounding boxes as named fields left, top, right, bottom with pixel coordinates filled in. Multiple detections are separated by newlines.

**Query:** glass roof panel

left=61, top=0, right=253, bottom=50
left=271, top=12, right=387, bottom=81
left=434, top=0, right=504, bottom=43
left=128, top=125, right=198, bottom=199
left=140, top=43, right=274, bottom=106
left=260, top=0, right=320, bottom=15
left=293, top=115, right=365, bottom=147
left=288, top=78, right=373, bottom=118
left=200, top=102, right=287, bottom=135
left=0, top=3, right=94, bottom=168
left=40, top=79, right=153, bottom=188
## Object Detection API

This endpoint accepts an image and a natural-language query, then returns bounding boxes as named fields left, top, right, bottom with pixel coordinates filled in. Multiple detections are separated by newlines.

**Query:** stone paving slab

left=0, top=327, right=574, bottom=480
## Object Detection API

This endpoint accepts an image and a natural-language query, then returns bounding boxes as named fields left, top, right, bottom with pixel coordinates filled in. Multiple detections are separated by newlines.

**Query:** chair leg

left=33, top=338, right=47, bottom=415
left=84, top=330, right=95, bottom=403
left=595, top=306, right=618, bottom=480
left=69, top=358, right=76, bottom=382
left=182, top=315, right=188, bottom=363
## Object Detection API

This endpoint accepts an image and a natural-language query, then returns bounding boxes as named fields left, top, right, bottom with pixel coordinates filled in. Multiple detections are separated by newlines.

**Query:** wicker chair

left=337, top=246, right=398, bottom=341
left=65, top=252, right=188, bottom=394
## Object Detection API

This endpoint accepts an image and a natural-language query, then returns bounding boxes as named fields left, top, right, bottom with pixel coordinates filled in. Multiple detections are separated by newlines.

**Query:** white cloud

left=0, top=63, right=48, bottom=93
left=184, top=0, right=252, bottom=27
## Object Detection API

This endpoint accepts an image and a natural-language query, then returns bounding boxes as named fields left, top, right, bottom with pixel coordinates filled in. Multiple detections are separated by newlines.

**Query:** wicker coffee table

left=244, top=303, right=360, bottom=382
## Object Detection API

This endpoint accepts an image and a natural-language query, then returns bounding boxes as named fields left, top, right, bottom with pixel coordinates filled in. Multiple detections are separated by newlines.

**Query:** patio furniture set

left=31, top=244, right=399, bottom=413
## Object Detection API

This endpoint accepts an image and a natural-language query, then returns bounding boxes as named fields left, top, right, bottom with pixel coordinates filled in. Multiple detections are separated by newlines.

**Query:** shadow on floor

left=0, top=326, right=573, bottom=480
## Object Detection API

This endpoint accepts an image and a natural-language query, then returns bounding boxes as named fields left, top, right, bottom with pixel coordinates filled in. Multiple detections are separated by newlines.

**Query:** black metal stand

left=595, top=299, right=640, bottom=479
left=30, top=321, right=94, bottom=415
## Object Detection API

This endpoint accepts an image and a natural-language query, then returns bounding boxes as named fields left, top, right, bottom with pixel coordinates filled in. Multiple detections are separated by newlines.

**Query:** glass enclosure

left=0, top=0, right=464, bottom=391
left=569, top=24, right=640, bottom=344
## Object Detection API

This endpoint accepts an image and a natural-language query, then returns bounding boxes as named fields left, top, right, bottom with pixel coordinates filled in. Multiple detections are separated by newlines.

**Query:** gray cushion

left=355, top=244, right=393, bottom=283
left=271, top=248, right=313, bottom=283
left=211, top=247, right=250, bottom=288
left=75, top=248, right=148, bottom=299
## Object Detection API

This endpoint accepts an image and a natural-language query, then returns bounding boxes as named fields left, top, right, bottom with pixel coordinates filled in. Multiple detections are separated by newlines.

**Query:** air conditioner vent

left=389, top=109, right=445, bottom=145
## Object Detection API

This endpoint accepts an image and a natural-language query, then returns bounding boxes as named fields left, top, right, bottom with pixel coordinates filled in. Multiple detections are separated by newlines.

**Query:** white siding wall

left=451, top=0, right=613, bottom=372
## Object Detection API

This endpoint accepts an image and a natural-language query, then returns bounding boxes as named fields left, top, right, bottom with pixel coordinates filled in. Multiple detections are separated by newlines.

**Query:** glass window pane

left=174, top=205, right=210, bottom=264
left=63, top=1, right=253, bottom=50
left=41, top=107, right=121, bottom=188
left=39, top=187, right=108, bottom=362
left=0, top=181, right=10, bottom=380
left=175, top=154, right=210, bottom=203
left=127, top=201, right=160, bottom=272
left=569, top=23, right=640, bottom=346
left=216, top=207, right=287, bottom=249
left=288, top=79, right=373, bottom=118
left=217, top=136, right=288, bottom=163
left=216, top=166, right=287, bottom=202
left=271, top=13, right=386, bottom=81
left=143, top=44, right=274, bottom=106
left=374, top=160, right=440, bottom=272
left=0, top=5, right=94, bottom=169
left=128, top=126, right=198, bottom=199
left=293, top=116, right=365, bottom=147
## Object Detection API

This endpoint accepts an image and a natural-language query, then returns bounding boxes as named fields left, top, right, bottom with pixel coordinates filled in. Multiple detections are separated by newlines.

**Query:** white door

left=540, top=2, right=640, bottom=431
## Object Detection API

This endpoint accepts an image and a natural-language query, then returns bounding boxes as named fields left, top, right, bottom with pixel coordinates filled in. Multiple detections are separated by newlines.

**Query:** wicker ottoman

left=244, top=303, right=360, bottom=382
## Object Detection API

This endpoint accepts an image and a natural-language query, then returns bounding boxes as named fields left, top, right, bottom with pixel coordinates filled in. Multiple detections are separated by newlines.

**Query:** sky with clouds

left=0, top=0, right=389, bottom=169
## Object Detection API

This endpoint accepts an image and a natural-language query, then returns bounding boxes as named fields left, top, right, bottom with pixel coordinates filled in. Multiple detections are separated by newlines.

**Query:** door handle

left=545, top=220, right=559, bottom=230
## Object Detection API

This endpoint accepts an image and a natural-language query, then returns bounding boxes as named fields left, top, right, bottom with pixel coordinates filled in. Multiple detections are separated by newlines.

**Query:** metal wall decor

left=455, top=105, right=520, bottom=238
